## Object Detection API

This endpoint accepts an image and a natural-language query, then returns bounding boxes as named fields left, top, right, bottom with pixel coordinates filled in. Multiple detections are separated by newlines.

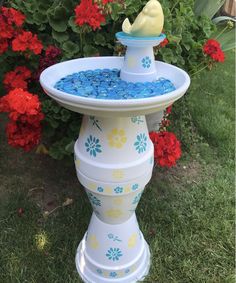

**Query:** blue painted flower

left=142, top=56, right=152, bottom=68
left=85, top=135, right=102, bottom=157
left=87, top=192, right=101, bottom=206
left=97, top=269, right=102, bottom=275
left=97, top=186, right=104, bottom=193
left=132, top=192, right=142, bottom=204
left=106, top=248, right=123, bottom=261
left=114, top=186, right=123, bottom=194
left=132, top=184, right=139, bottom=191
left=110, top=272, right=117, bottom=277
left=125, top=269, right=130, bottom=274
left=134, top=133, right=147, bottom=153
left=131, top=116, right=144, bottom=124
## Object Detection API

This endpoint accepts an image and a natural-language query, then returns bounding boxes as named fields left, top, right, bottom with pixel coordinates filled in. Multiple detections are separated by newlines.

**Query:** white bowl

left=40, top=56, right=190, bottom=117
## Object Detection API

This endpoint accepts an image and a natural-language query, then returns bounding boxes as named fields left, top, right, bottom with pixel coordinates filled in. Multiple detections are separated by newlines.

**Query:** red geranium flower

left=3, top=66, right=31, bottom=91
left=75, top=0, right=106, bottom=31
left=149, top=131, right=181, bottom=167
left=12, top=31, right=43, bottom=55
left=0, top=88, right=44, bottom=126
left=6, top=120, right=42, bottom=151
left=160, top=38, right=169, bottom=48
left=203, top=39, right=225, bottom=63
left=1, top=7, right=25, bottom=27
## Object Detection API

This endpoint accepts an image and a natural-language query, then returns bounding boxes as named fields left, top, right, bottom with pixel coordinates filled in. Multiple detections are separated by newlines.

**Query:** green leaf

left=62, top=41, right=79, bottom=55
left=217, top=28, right=236, bottom=51
left=83, top=45, right=99, bottom=57
left=194, top=0, right=225, bottom=18
left=94, top=34, right=106, bottom=46
left=52, top=30, right=69, bottom=43
left=48, top=18, right=68, bottom=32
left=65, top=140, right=75, bottom=153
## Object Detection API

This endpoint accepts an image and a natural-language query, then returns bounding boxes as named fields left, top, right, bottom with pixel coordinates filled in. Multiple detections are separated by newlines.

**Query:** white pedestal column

left=74, top=115, right=154, bottom=282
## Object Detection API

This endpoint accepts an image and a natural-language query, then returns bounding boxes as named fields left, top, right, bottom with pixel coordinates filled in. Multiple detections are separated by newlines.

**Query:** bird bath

left=40, top=27, right=190, bottom=283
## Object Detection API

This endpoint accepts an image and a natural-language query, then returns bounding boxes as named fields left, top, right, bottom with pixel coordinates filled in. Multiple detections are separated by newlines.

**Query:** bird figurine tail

left=122, top=18, right=132, bottom=34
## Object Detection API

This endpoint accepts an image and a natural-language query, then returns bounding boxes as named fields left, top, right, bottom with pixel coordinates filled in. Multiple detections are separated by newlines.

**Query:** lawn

left=0, top=50, right=235, bottom=283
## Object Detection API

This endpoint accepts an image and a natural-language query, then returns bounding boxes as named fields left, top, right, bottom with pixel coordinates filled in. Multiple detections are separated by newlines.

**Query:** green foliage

left=42, top=99, right=81, bottom=159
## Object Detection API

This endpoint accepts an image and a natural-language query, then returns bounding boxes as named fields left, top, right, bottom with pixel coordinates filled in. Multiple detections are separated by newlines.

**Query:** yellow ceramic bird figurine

left=122, top=0, right=164, bottom=37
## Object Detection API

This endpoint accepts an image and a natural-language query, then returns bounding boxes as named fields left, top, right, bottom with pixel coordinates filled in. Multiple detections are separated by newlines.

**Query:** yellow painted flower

left=88, top=235, right=99, bottom=249
left=112, top=169, right=124, bottom=180
left=105, top=209, right=123, bottom=219
left=113, top=197, right=123, bottom=205
left=108, top=128, right=127, bottom=149
left=128, top=233, right=137, bottom=248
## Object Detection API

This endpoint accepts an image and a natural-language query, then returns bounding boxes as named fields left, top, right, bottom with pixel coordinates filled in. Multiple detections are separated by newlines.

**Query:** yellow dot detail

left=128, top=233, right=137, bottom=248
left=75, top=159, right=80, bottom=168
left=107, top=128, right=127, bottom=149
left=124, top=186, right=131, bottom=193
left=105, top=209, right=123, bottom=219
left=113, top=197, right=123, bottom=205
left=105, top=186, right=113, bottom=194
left=103, top=271, right=109, bottom=277
left=88, top=235, right=99, bottom=249
left=88, top=183, right=96, bottom=190
left=117, top=271, right=123, bottom=277
left=130, top=264, right=137, bottom=272
left=127, top=57, right=137, bottom=68
left=112, top=169, right=124, bottom=180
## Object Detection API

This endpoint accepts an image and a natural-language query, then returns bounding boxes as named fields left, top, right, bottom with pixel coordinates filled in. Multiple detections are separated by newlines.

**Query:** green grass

left=0, top=51, right=235, bottom=283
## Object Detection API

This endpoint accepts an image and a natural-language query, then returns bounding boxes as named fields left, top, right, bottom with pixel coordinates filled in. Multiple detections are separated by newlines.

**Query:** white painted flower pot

left=40, top=33, right=190, bottom=283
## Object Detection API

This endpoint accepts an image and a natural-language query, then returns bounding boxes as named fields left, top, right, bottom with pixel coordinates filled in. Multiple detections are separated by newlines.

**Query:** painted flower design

left=132, top=184, right=139, bottom=191
left=97, top=186, right=104, bottom=193
left=106, top=248, right=123, bottom=261
left=125, top=269, right=130, bottom=274
left=105, top=209, right=123, bottom=219
left=97, top=269, right=102, bottom=275
left=114, top=186, right=123, bottom=194
left=134, top=133, right=147, bottom=153
left=85, top=135, right=102, bottom=157
left=108, top=128, right=127, bottom=149
left=142, top=56, right=151, bottom=68
left=87, top=192, right=101, bottom=206
left=132, top=192, right=142, bottom=205
left=131, top=116, right=144, bottom=124
left=110, top=272, right=117, bottom=277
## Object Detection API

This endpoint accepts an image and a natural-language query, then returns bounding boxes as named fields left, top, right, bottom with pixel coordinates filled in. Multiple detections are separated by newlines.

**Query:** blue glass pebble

left=54, top=69, right=175, bottom=100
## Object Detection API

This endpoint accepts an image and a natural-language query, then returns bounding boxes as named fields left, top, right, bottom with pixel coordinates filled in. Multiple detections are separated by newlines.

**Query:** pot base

left=75, top=214, right=151, bottom=283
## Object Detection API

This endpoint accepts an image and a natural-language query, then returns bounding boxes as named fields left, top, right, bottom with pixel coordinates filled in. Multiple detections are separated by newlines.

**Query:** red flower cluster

left=160, top=38, right=169, bottom=48
left=0, top=7, right=43, bottom=56
left=6, top=121, right=42, bottom=152
left=12, top=31, right=43, bottom=55
left=203, top=39, right=225, bottom=62
left=0, top=88, right=44, bottom=151
left=3, top=66, right=31, bottom=91
left=0, top=7, right=25, bottom=54
left=149, top=131, right=181, bottom=167
left=75, top=0, right=106, bottom=30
